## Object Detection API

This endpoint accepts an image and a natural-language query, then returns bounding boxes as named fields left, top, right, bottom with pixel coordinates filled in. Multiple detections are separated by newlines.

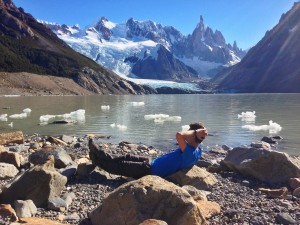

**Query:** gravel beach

left=0, top=134, right=299, bottom=225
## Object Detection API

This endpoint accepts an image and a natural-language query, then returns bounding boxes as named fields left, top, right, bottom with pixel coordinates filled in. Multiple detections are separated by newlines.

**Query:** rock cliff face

left=214, top=2, right=300, bottom=93
left=0, top=0, right=154, bottom=94
left=127, top=45, right=198, bottom=81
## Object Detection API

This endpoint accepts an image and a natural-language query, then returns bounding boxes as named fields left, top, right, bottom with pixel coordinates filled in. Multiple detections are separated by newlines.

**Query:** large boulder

left=0, top=159, right=67, bottom=207
left=89, top=175, right=206, bottom=225
left=168, top=165, right=218, bottom=190
left=221, top=147, right=300, bottom=184
left=29, top=146, right=74, bottom=169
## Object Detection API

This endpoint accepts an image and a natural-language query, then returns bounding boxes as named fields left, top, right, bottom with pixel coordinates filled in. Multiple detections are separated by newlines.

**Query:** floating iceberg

left=110, top=123, right=127, bottom=131
left=39, top=109, right=85, bottom=124
left=0, top=114, right=8, bottom=121
left=144, top=114, right=181, bottom=123
left=101, top=105, right=110, bottom=111
left=242, top=120, right=282, bottom=134
left=9, top=112, right=28, bottom=119
left=23, top=108, right=32, bottom=113
left=40, top=115, right=56, bottom=123
left=128, top=102, right=145, bottom=106
left=181, top=125, right=190, bottom=131
left=238, top=111, right=256, bottom=122
left=8, top=108, right=32, bottom=119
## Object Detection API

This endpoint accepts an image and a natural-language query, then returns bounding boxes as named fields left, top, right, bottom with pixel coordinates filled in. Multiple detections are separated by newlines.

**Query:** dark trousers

left=95, top=149, right=152, bottom=179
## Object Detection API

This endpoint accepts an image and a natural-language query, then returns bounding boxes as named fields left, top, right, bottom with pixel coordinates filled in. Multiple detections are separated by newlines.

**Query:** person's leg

left=97, top=160, right=151, bottom=179
left=89, top=139, right=114, bottom=165
left=114, top=154, right=150, bottom=163
left=89, top=139, right=151, bottom=179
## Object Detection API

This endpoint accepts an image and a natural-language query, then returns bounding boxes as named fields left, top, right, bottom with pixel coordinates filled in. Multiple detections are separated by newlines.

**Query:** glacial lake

left=0, top=94, right=299, bottom=156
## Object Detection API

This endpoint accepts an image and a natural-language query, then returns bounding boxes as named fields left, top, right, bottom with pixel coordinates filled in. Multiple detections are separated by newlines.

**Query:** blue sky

left=14, top=0, right=296, bottom=50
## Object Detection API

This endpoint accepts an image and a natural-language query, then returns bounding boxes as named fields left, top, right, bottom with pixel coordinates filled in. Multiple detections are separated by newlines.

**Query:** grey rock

left=221, top=147, right=300, bottom=184
left=29, top=142, right=40, bottom=150
left=261, top=136, right=278, bottom=144
left=59, top=164, right=78, bottom=181
left=0, top=162, right=18, bottom=179
left=90, top=167, right=119, bottom=181
left=276, top=213, right=297, bottom=224
left=197, top=159, right=213, bottom=168
left=29, top=146, right=73, bottom=169
left=210, top=146, right=227, bottom=154
left=63, top=192, right=76, bottom=208
left=9, top=145, right=28, bottom=153
left=222, top=144, right=232, bottom=151
left=224, top=209, right=239, bottom=219
left=61, top=135, right=75, bottom=144
left=76, top=162, right=95, bottom=177
left=0, top=160, right=67, bottom=207
left=167, top=165, right=218, bottom=190
left=14, top=199, right=37, bottom=218
left=182, top=185, right=207, bottom=201
left=73, top=143, right=81, bottom=148
left=139, top=219, right=168, bottom=225
left=48, top=197, right=67, bottom=211
left=250, top=141, right=271, bottom=150
left=64, top=213, right=80, bottom=221
left=241, top=180, right=250, bottom=187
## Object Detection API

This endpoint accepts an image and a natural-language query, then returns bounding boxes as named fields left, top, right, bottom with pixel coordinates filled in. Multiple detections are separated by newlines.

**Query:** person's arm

left=176, top=128, right=208, bottom=152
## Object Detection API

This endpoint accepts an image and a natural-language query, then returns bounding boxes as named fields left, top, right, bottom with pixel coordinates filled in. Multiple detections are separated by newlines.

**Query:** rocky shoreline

left=0, top=131, right=299, bottom=225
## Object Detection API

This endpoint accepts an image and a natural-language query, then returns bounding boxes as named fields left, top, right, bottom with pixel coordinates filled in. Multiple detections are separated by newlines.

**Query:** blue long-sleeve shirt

left=151, top=143, right=202, bottom=177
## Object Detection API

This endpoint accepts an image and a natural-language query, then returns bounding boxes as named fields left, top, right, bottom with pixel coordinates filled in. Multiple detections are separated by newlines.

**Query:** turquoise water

left=0, top=94, right=299, bottom=155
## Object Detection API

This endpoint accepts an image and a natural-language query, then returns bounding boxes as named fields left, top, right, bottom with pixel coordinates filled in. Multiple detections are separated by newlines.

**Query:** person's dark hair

left=189, top=122, right=205, bottom=131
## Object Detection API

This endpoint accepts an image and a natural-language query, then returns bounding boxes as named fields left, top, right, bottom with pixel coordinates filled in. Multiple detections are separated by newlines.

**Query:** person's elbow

left=176, top=132, right=183, bottom=141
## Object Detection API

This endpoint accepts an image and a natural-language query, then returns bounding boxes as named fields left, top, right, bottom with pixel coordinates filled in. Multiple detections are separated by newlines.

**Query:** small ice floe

left=9, top=112, right=28, bottom=119
left=3, top=95, right=20, bottom=97
left=39, top=109, right=85, bottom=124
left=101, top=105, right=110, bottom=111
left=8, top=108, right=32, bottom=119
left=144, top=114, right=181, bottom=123
left=128, top=102, right=145, bottom=106
left=0, top=114, right=8, bottom=121
left=8, top=122, right=13, bottom=127
left=242, top=120, right=282, bottom=134
left=66, top=109, right=85, bottom=122
left=238, top=111, right=256, bottom=122
left=23, top=108, right=32, bottom=113
left=181, top=125, right=190, bottom=131
left=238, top=111, right=256, bottom=118
left=40, top=115, right=56, bottom=124
left=110, top=123, right=127, bottom=131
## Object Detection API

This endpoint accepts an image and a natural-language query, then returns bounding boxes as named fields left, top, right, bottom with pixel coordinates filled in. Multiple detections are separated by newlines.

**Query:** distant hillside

left=0, top=0, right=154, bottom=94
left=213, top=2, right=300, bottom=93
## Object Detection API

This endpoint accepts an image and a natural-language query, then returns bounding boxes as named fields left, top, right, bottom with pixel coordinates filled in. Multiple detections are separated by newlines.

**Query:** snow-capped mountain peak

left=42, top=16, right=246, bottom=80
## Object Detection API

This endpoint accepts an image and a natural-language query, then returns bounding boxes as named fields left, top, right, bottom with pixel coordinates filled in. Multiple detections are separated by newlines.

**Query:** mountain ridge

left=0, top=0, right=155, bottom=95
left=42, top=15, right=246, bottom=81
left=213, top=2, right=300, bottom=93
